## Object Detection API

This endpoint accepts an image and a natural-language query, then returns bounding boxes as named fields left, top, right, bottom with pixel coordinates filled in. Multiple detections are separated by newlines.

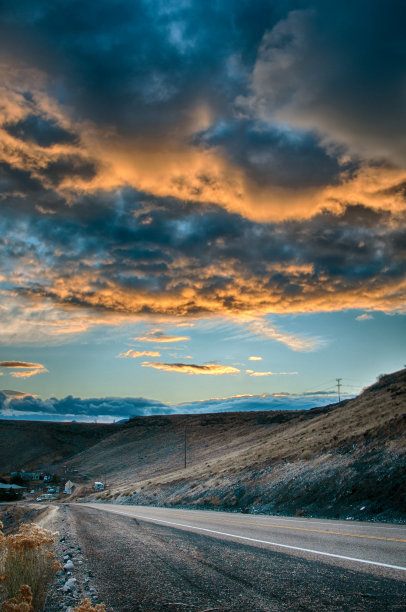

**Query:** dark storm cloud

left=0, top=0, right=279, bottom=136
left=0, top=162, right=45, bottom=197
left=1, top=0, right=403, bottom=162
left=4, top=115, right=77, bottom=148
left=1, top=184, right=404, bottom=316
left=39, top=154, right=98, bottom=185
left=245, top=1, right=406, bottom=164
left=0, top=361, right=43, bottom=369
left=0, top=1, right=404, bottom=322
left=197, top=120, right=355, bottom=189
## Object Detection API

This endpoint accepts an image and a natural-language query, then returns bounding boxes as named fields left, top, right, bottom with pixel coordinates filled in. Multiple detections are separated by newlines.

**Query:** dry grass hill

left=1, top=369, right=405, bottom=521
left=93, top=368, right=406, bottom=521
left=0, top=420, right=118, bottom=474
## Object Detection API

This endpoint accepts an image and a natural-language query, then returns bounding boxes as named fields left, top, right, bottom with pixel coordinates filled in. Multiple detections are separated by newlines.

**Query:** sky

left=0, top=0, right=405, bottom=421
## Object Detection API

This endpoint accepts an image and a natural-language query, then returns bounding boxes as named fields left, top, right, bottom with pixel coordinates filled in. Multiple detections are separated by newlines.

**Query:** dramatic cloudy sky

left=0, top=0, right=405, bottom=421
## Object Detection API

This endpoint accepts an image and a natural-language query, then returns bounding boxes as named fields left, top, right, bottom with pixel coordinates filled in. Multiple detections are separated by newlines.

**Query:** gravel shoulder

left=40, top=504, right=105, bottom=611
left=41, top=503, right=406, bottom=612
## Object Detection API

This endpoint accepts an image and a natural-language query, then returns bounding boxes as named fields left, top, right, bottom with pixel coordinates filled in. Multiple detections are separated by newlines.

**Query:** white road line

left=90, top=506, right=406, bottom=572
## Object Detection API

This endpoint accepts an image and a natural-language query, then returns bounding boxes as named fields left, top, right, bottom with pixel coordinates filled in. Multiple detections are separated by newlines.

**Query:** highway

left=82, top=503, right=406, bottom=574
left=66, top=503, right=406, bottom=611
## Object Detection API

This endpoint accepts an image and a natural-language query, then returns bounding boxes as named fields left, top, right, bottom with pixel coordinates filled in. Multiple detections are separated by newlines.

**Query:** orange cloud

left=1, top=64, right=405, bottom=225
left=249, top=356, right=262, bottom=361
left=10, top=369, right=45, bottom=379
left=118, top=349, right=161, bottom=358
left=246, top=369, right=298, bottom=377
left=0, top=361, right=47, bottom=378
left=243, top=319, right=322, bottom=352
left=356, top=314, right=373, bottom=321
left=134, top=329, right=190, bottom=343
left=142, top=362, right=240, bottom=375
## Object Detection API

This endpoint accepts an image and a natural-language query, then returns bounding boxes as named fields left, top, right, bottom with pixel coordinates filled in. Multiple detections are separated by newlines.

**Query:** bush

left=2, top=585, right=33, bottom=612
left=0, top=521, right=61, bottom=612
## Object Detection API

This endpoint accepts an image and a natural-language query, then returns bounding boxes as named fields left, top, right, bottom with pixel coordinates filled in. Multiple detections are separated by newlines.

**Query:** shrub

left=2, top=585, right=33, bottom=612
left=0, top=521, right=61, bottom=612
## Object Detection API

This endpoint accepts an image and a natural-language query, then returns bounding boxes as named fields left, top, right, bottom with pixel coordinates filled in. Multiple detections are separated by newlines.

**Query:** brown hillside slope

left=0, top=420, right=119, bottom=474
left=98, top=369, right=406, bottom=521
left=65, top=408, right=318, bottom=486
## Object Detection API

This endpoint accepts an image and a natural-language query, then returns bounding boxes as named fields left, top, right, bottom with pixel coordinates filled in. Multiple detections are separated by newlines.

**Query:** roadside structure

left=64, top=480, right=75, bottom=494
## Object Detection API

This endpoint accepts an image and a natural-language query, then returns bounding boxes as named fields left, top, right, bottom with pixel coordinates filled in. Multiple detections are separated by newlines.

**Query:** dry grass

left=1, top=585, right=33, bottom=612
left=0, top=521, right=61, bottom=612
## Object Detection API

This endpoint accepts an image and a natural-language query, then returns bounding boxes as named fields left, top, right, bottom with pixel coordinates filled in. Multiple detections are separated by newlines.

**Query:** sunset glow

left=0, top=1, right=405, bottom=421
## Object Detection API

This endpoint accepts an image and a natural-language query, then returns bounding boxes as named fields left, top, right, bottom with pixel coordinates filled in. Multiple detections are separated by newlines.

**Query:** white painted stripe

left=89, top=506, right=406, bottom=572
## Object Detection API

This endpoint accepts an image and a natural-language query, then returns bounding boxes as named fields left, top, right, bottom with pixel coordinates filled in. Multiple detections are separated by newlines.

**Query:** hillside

left=2, top=369, right=405, bottom=521
left=0, top=420, right=119, bottom=474
left=95, top=369, right=406, bottom=521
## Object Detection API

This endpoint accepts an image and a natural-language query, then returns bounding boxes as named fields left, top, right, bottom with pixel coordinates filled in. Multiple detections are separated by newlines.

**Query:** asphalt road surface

left=70, top=503, right=406, bottom=611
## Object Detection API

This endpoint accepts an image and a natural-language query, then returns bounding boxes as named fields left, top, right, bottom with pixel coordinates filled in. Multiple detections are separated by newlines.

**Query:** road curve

left=82, top=503, right=406, bottom=575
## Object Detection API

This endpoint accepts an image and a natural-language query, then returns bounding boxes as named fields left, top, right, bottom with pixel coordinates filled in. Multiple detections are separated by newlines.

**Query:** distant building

left=64, top=480, right=75, bottom=494
left=94, top=481, right=105, bottom=491
left=11, top=471, right=40, bottom=481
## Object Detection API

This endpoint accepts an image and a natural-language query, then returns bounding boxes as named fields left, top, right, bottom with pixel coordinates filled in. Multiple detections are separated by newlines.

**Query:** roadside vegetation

left=0, top=521, right=60, bottom=611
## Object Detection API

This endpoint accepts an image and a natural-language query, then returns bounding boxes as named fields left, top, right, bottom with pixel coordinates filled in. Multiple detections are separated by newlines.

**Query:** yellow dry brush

left=0, top=520, right=61, bottom=612
left=0, top=521, right=106, bottom=612
left=1, top=585, right=33, bottom=612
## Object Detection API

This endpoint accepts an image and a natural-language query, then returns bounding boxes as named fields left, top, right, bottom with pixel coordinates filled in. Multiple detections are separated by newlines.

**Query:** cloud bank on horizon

left=0, top=389, right=344, bottom=423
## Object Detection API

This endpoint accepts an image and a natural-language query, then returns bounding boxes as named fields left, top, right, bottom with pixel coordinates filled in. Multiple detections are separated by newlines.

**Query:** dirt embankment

left=97, top=370, right=406, bottom=522
left=0, top=503, right=50, bottom=534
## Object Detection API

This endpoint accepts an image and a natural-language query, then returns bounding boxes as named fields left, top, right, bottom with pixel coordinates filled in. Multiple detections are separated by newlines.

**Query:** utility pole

left=336, top=378, right=342, bottom=402
left=184, top=429, right=187, bottom=469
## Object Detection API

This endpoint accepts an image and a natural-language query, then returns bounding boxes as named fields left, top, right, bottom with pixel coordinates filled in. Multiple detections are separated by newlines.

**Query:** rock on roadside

left=39, top=504, right=106, bottom=612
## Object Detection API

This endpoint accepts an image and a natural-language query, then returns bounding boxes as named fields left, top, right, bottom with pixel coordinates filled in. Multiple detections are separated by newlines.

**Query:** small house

left=94, top=481, right=104, bottom=491
left=64, top=480, right=75, bottom=494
